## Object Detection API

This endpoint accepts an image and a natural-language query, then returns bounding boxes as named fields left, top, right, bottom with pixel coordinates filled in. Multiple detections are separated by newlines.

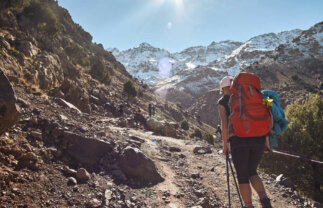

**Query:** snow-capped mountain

left=110, top=29, right=303, bottom=104
left=275, top=24, right=323, bottom=63
left=110, top=41, right=242, bottom=85
left=110, top=43, right=172, bottom=85
left=207, top=30, right=303, bottom=76
left=246, top=22, right=323, bottom=96
left=171, top=41, right=242, bottom=74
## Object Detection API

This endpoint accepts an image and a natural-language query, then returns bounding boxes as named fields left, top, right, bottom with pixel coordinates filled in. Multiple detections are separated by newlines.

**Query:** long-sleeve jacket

left=262, top=90, right=289, bottom=148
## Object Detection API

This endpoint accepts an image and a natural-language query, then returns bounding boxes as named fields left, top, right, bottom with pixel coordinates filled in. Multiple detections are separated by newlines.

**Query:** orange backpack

left=229, top=72, right=272, bottom=137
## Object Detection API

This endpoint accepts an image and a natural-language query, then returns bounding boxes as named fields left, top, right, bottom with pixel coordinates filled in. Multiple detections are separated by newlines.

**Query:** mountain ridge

left=110, top=28, right=303, bottom=106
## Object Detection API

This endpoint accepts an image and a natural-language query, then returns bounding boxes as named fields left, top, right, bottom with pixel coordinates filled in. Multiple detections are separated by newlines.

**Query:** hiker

left=217, top=76, right=233, bottom=156
left=134, top=107, right=146, bottom=128
left=217, top=75, right=272, bottom=208
left=151, top=105, right=156, bottom=116
left=148, top=103, right=152, bottom=118
left=215, top=124, right=222, bottom=135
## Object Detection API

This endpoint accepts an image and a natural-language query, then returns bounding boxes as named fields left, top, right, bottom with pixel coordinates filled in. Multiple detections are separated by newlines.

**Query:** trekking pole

left=226, top=153, right=231, bottom=208
left=227, top=154, right=244, bottom=207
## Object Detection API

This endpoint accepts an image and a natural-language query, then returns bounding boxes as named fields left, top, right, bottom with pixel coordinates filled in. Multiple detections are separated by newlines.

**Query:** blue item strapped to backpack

left=262, top=90, right=289, bottom=148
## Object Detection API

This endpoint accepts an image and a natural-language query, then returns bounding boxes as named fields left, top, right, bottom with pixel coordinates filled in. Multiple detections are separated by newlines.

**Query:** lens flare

left=158, top=57, right=172, bottom=78
left=174, top=0, right=183, bottom=7
left=167, top=21, right=173, bottom=29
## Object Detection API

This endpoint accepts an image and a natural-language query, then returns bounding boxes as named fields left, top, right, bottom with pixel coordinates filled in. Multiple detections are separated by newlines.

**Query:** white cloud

left=167, top=21, right=173, bottom=29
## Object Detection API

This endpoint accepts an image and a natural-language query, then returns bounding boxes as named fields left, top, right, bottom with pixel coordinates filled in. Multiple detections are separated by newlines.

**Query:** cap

left=220, top=76, right=233, bottom=89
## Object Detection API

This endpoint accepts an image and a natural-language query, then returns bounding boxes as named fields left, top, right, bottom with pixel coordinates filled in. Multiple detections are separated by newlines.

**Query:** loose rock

left=193, top=146, right=212, bottom=154
left=76, top=168, right=91, bottom=181
left=67, top=177, right=77, bottom=186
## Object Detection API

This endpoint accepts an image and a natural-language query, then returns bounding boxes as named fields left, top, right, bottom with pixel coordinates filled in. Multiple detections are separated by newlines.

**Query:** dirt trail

left=113, top=127, right=305, bottom=208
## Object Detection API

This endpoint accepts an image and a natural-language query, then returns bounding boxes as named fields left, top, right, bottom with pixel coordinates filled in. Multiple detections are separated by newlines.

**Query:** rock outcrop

left=0, top=69, right=18, bottom=135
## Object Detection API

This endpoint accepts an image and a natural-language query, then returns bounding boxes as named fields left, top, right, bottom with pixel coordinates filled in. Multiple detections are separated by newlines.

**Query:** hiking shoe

left=260, top=198, right=272, bottom=208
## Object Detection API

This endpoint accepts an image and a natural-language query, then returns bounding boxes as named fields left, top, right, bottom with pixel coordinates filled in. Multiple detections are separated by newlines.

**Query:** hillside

left=246, top=22, right=323, bottom=103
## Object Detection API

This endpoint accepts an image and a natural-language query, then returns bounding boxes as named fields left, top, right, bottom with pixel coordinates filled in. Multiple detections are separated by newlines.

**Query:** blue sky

left=57, top=0, right=323, bottom=52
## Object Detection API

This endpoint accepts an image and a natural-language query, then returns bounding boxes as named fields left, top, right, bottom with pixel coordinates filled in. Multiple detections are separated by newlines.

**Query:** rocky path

left=114, top=127, right=308, bottom=208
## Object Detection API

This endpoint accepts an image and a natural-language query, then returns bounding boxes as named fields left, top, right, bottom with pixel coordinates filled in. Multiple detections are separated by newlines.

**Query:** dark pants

left=229, top=136, right=266, bottom=184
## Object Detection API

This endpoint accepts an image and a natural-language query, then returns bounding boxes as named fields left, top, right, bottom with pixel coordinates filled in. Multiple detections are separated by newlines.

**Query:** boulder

left=0, top=69, right=19, bottom=136
left=147, top=118, right=177, bottom=138
left=59, top=131, right=114, bottom=167
left=16, top=40, right=39, bottom=57
left=193, top=146, right=212, bottom=154
left=169, top=147, right=181, bottom=152
left=59, top=79, right=91, bottom=113
left=118, top=146, right=164, bottom=185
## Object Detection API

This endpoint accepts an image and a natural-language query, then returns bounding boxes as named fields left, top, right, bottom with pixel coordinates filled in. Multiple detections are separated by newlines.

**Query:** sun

left=156, top=0, right=184, bottom=7
left=155, top=0, right=185, bottom=19
left=174, top=0, right=183, bottom=6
